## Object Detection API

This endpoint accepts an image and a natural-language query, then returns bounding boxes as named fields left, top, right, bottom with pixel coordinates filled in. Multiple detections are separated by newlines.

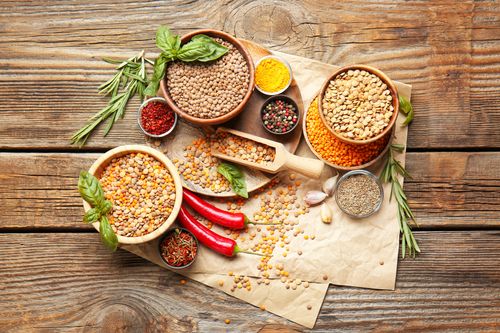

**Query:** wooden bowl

left=318, top=64, right=399, bottom=145
left=303, top=98, right=392, bottom=171
left=160, top=29, right=255, bottom=126
left=83, top=145, right=183, bottom=245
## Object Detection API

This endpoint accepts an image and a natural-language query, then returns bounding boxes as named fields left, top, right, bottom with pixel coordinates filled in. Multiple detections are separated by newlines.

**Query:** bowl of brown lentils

left=84, top=145, right=183, bottom=245
left=318, top=65, right=399, bottom=145
left=161, top=29, right=255, bottom=126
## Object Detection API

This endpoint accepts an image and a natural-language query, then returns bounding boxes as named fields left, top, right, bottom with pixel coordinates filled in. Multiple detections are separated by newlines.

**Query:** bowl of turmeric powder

left=255, top=55, right=292, bottom=96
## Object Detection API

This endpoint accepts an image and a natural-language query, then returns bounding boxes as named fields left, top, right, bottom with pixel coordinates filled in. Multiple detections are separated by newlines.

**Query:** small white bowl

left=255, top=55, right=293, bottom=96
left=138, top=97, right=178, bottom=138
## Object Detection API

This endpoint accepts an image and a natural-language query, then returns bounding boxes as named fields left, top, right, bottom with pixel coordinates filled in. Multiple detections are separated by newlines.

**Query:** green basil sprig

left=78, top=171, right=118, bottom=251
left=399, top=95, right=414, bottom=126
left=217, top=162, right=248, bottom=198
left=144, top=26, right=228, bottom=96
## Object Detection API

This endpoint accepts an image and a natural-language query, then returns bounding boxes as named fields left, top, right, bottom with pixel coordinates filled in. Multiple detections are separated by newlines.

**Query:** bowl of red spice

left=159, top=227, right=198, bottom=269
left=138, top=97, right=177, bottom=138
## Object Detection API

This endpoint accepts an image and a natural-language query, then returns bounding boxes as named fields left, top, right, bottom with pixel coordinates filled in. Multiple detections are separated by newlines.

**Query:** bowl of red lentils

left=84, top=145, right=183, bottom=245
left=161, top=29, right=255, bottom=126
left=318, top=64, right=399, bottom=145
left=138, top=97, right=177, bottom=138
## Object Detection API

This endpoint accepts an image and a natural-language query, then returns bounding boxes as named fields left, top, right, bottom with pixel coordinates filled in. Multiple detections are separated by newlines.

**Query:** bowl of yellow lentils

left=84, top=145, right=183, bottom=245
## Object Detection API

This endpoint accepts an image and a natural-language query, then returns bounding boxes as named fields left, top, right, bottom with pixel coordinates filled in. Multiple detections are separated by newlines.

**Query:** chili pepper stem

left=233, top=245, right=265, bottom=256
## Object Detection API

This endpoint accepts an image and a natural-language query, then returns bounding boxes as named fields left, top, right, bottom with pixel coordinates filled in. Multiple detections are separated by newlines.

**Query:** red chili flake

left=160, top=229, right=197, bottom=267
left=141, top=101, right=175, bottom=135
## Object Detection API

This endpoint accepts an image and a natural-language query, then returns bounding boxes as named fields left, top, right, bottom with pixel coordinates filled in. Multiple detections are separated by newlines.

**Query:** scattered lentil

left=166, top=38, right=249, bottom=119
left=322, top=69, right=394, bottom=140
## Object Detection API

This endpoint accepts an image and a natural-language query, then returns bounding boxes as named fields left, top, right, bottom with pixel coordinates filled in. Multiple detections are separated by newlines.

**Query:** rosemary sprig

left=71, top=51, right=150, bottom=146
left=381, top=143, right=420, bottom=258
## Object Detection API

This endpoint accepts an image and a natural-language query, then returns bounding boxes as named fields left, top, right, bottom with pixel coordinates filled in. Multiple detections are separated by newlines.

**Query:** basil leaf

left=177, top=41, right=212, bottom=62
left=99, top=216, right=118, bottom=251
left=144, top=55, right=170, bottom=97
left=78, top=171, right=105, bottom=207
left=191, top=34, right=228, bottom=62
left=156, top=26, right=180, bottom=54
left=99, top=200, right=113, bottom=214
left=398, top=95, right=414, bottom=126
left=217, top=163, right=248, bottom=198
left=83, top=207, right=100, bottom=224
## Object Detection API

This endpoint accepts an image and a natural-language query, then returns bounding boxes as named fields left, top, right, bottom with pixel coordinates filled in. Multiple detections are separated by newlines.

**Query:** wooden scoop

left=211, top=128, right=325, bottom=179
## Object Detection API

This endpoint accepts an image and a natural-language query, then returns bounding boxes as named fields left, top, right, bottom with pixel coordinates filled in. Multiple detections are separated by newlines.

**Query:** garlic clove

left=320, top=203, right=332, bottom=224
left=304, top=191, right=327, bottom=206
left=322, top=174, right=339, bottom=197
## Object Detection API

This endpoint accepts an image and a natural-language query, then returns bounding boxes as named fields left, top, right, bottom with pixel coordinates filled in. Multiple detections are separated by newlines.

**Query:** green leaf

left=144, top=55, right=170, bottom=97
left=78, top=171, right=105, bottom=207
left=391, top=143, right=405, bottom=153
left=191, top=34, right=229, bottom=62
left=99, top=216, right=118, bottom=251
left=156, top=26, right=180, bottom=54
left=399, top=95, right=414, bottom=126
left=99, top=200, right=113, bottom=214
left=217, top=163, right=248, bottom=198
left=177, top=40, right=212, bottom=62
left=83, top=207, right=100, bottom=224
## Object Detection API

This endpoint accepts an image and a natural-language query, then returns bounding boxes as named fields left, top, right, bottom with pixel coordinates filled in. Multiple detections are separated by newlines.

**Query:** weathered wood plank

left=0, top=231, right=498, bottom=332
left=0, top=152, right=498, bottom=230
left=0, top=0, right=498, bottom=149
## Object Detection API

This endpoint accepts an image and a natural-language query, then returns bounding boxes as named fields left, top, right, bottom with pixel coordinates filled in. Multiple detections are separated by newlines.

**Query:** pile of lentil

left=262, top=98, right=298, bottom=134
left=166, top=37, right=250, bottom=119
left=100, top=152, right=176, bottom=237
left=306, top=97, right=389, bottom=167
left=173, top=135, right=231, bottom=193
left=336, top=173, right=382, bottom=217
left=214, top=132, right=276, bottom=165
left=322, top=69, right=394, bottom=140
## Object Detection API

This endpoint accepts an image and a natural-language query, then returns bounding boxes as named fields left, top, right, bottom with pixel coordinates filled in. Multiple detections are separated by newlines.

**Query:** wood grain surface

left=0, top=232, right=498, bottom=332
left=0, top=0, right=499, bottom=332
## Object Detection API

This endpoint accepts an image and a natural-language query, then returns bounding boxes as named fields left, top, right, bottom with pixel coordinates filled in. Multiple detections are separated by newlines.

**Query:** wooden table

left=1, top=1, right=499, bottom=332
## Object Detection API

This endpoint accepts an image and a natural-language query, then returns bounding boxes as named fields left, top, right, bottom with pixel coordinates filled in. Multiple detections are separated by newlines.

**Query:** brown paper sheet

left=124, top=51, right=411, bottom=328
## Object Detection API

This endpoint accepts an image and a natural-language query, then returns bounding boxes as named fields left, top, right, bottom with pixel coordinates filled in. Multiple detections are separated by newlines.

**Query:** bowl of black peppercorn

left=260, top=95, right=300, bottom=135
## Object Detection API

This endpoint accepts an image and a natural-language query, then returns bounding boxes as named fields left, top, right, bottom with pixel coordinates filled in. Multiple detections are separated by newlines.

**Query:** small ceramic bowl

left=260, top=95, right=300, bottom=135
left=158, top=227, right=198, bottom=270
left=318, top=64, right=399, bottom=145
left=138, top=97, right=178, bottom=138
left=334, top=170, right=384, bottom=218
left=255, top=55, right=293, bottom=96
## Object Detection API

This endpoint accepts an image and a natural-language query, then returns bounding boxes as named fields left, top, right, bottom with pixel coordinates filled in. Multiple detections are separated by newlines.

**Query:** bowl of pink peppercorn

left=260, top=95, right=300, bottom=135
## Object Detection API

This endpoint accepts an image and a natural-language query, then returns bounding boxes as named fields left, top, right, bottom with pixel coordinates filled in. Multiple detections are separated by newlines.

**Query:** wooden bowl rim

left=303, top=97, right=392, bottom=171
left=160, top=29, right=255, bottom=126
left=83, top=145, right=183, bottom=245
left=318, top=64, right=399, bottom=145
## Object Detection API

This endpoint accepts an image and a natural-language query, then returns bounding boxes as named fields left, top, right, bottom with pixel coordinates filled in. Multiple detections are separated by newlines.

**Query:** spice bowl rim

left=158, top=227, right=199, bottom=270
left=260, top=94, right=300, bottom=135
left=160, top=28, right=255, bottom=126
left=318, top=64, right=399, bottom=145
left=254, top=55, right=293, bottom=96
left=302, top=97, right=393, bottom=171
left=83, top=144, right=184, bottom=245
left=137, top=97, right=178, bottom=138
left=334, top=169, right=384, bottom=219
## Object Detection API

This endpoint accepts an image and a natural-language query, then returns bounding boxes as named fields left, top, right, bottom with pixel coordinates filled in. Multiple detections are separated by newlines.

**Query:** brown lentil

left=100, top=152, right=176, bottom=237
left=322, top=69, right=394, bottom=140
left=336, top=174, right=382, bottom=216
left=166, top=38, right=250, bottom=119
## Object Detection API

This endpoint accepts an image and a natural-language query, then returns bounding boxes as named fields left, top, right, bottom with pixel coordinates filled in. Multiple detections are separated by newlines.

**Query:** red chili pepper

left=178, top=205, right=261, bottom=257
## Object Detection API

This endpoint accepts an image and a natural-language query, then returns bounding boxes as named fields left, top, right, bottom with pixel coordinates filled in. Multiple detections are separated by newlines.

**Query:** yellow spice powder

left=255, top=58, right=290, bottom=93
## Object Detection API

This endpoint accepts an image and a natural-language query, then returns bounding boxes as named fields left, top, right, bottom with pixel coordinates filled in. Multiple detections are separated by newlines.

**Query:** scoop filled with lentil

left=166, top=37, right=250, bottom=119
left=99, top=152, right=176, bottom=237
left=213, top=131, right=276, bottom=165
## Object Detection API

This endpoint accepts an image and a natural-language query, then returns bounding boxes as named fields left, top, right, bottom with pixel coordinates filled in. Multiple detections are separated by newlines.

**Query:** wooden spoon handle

left=283, top=152, right=325, bottom=179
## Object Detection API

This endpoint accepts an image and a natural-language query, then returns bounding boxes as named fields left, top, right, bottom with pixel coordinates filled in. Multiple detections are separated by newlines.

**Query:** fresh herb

left=71, top=51, right=151, bottom=146
left=217, top=162, right=248, bottom=198
left=381, top=144, right=420, bottom=258
left=144, top=26, right=228, bottom=96
left=399, top=95, right=414, bottom=126
left=78, top=171, right=118, bottom=251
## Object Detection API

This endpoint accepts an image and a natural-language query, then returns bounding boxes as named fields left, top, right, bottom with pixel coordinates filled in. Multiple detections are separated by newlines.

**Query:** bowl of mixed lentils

left=318, top=64, right=399, bottom=145
left=161, top=29, right=255, bottom=125
left=84, top=145, right=183, bottom=245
